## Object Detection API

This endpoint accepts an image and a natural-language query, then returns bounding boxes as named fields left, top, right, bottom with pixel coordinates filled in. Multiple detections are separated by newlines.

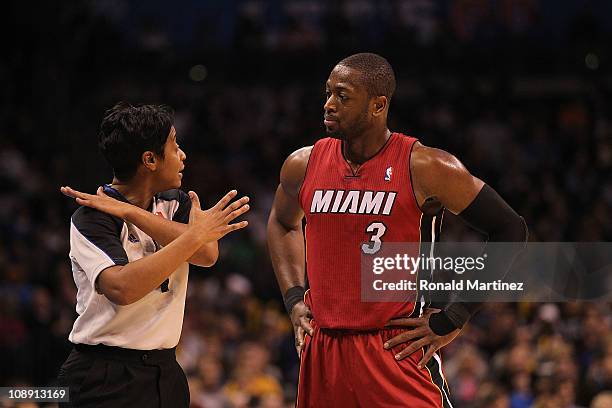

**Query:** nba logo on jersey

left=385, top=166, right=393, bottom=181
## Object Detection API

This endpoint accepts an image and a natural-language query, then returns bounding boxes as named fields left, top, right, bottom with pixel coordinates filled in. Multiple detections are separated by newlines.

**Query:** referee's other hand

left=188, top=190, right=250, bottom=242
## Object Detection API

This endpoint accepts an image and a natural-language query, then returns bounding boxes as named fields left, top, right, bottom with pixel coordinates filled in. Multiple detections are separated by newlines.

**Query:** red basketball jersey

left=299, top=133, right=425, bottom=329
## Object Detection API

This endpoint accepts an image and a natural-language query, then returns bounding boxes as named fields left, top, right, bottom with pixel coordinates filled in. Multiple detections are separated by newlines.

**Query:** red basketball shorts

left=296, top=320, right=453, bottom=408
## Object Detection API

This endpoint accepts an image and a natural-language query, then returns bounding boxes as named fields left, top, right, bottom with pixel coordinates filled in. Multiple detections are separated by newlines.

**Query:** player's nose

left=324, top=95, right=336, bottom=113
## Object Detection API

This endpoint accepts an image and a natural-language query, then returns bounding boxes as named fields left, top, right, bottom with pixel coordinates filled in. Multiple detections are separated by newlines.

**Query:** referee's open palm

left=188, top=190, right=250, bottom=241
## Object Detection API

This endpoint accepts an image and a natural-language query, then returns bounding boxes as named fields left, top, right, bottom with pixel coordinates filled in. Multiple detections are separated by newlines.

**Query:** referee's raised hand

left=188, top=190, right=250, bottom=241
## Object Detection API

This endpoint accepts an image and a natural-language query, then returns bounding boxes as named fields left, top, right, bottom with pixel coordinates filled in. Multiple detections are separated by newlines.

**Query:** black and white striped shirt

left=68, top=185, right=191, bottom=350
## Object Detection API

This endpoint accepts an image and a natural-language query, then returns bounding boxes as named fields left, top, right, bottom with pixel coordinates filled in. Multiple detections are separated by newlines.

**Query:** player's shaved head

left=336, top=53, right=396, bottom=100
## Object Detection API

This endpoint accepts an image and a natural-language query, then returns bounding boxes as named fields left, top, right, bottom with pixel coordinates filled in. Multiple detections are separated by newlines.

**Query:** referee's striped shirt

left=68, top=185, right=191, bottom=350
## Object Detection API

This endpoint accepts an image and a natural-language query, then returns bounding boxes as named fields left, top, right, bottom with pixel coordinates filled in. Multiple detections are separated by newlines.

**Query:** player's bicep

left=435, top=159, right=484, bottom=214
left=413, top=146, right=484, bottom=214
left=270, top=146, right=311, bottom=230
left=270, top=183, right=304, bottom=231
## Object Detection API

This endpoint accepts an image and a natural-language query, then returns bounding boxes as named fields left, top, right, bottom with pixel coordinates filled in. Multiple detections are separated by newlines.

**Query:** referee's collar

left=102, top=184, right=156, bottom=212
left=102, top=184, right=130, bottom=203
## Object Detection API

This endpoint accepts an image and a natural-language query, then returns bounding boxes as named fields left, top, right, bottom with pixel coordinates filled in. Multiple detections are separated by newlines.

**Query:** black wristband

left=283, top=286, right=306, bottom=315
left=428, top=311, right=458, bottom=336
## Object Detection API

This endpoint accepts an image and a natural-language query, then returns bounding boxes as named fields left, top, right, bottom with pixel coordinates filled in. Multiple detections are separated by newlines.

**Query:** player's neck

left=110, top=176, right=155, bottom=210
left=343, top=128, right=391, bottom=165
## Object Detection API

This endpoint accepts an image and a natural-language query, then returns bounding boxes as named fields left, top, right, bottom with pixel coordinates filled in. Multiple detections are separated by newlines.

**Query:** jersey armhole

left=297, top=144, right=316, bottom=206
left=408, top=139, right=424, bottom=213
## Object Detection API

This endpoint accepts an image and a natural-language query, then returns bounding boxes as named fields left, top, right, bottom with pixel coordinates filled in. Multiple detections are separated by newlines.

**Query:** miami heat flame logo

left=385, top=166, right=393, bottom=181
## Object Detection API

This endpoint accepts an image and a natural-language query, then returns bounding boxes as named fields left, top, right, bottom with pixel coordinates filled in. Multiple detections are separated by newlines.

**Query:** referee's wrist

left=283, top=286, right=306, bottom=315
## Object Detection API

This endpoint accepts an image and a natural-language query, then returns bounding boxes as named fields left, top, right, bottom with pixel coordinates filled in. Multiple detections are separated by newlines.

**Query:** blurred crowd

left=2, top=0, right=611, bottom=407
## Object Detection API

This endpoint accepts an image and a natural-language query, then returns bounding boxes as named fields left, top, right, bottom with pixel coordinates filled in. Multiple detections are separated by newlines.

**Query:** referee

left=57, top=102, right=250, bottom=407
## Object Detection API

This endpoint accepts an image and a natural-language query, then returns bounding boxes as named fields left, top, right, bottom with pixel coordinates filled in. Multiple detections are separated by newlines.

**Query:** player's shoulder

left=410, top=141, right=471, bottom=200
left=411, top=141, right=463, bottom=174
left=283, top=136, right=338, bottom=165
left=71, top=206, right=124, bottom=235
left=156, top=188, right=189, bottom=203
left=286, top=145, right=314, bottom=163
left=279, top=145, right=314, bottom=197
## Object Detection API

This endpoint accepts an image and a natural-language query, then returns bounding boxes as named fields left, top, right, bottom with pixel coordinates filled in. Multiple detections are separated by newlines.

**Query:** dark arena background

left=2, top=1, right=611, bottom=407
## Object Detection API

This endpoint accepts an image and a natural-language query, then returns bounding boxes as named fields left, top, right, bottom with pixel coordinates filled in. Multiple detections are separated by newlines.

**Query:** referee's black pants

left=57, top=343, right=189, bottom=408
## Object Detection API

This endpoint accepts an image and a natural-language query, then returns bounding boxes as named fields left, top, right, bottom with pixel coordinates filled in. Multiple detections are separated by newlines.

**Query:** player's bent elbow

left=511, top=216, right=529, bottom=244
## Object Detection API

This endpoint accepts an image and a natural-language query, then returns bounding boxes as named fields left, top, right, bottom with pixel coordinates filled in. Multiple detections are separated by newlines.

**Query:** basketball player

left=267, top=53, right=528, bottom=407
left=57, top=102, right=250, bottom=407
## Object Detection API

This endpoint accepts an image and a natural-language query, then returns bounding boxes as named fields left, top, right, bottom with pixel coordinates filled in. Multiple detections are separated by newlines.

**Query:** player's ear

left=372, top=96, right=388, bottom=117
left=142, top=151, right=157, bottom=171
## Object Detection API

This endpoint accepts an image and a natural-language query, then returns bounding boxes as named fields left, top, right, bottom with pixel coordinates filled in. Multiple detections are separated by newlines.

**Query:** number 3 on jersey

left=361, top=222, right=387, bottom=254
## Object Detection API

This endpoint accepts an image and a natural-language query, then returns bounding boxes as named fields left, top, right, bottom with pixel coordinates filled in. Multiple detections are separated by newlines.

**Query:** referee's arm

left=62, top=186, right=225, bottom=267
left=97, top=190, right=249, bottom=305
left=121, top=206, right=219, bottom=267
left=98, top=226, right=211, bottom=305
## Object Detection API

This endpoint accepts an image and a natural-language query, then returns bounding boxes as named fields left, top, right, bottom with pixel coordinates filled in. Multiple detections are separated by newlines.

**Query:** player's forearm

left=103, top=227, right=209, bottom=305
left=267, top=216, right=306, bottom=295
left=431, top=186, right=528, bottom=335
left=124, top=206, right=218, bottom=267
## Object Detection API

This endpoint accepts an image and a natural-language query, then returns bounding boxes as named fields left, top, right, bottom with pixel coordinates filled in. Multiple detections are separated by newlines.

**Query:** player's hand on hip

left=60, top=186, right=131, bottom=219
left=290, top=301, right=313, bottom=356
left=383, top=308, right=460, bottom=368
left=188, top=190, right=250, bottom=241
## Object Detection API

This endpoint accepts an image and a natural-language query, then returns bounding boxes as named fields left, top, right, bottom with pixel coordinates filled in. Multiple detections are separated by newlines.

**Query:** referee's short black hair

left=337, top=53, right=396, bottom=100
left=98, top=102, right=175, bottom=181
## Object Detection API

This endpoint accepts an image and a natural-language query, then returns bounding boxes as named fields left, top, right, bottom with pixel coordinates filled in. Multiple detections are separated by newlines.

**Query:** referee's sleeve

left=172, top=189, right=192, bottom=224
left=70, top=207, right=128, bottom=290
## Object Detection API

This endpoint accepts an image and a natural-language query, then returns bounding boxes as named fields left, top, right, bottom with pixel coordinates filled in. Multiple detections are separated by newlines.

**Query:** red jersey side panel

left=299, top=133, right=422, bottom=329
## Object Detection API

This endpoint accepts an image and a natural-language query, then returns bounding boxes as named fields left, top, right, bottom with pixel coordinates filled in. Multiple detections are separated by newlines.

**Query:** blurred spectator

left=223, top=342, right=283, bottom=407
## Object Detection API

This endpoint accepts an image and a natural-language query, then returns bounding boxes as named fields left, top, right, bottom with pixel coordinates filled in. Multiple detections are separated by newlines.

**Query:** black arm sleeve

left=458, top=184, right=528, bottom=242
left=429, top=184, right=528, bottom=335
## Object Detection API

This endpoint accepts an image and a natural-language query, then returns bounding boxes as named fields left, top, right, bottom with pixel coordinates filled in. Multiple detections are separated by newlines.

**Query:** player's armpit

left=410, top=143, right=484, bottom=214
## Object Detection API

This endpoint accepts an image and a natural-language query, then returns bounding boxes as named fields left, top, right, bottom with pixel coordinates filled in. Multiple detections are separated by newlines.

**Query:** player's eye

left=339, top=93, right=347, bottom=101
left=325, top=90, right=331, bottom=98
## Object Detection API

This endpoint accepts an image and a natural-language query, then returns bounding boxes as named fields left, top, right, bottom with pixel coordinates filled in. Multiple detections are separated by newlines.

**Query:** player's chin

left=325, top=127, right=343, bottom=140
